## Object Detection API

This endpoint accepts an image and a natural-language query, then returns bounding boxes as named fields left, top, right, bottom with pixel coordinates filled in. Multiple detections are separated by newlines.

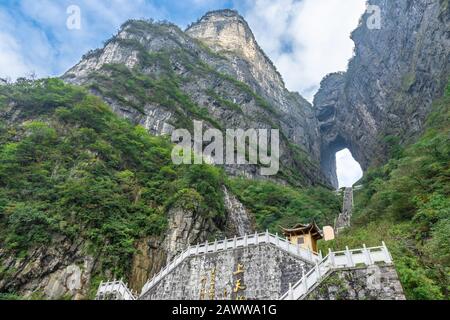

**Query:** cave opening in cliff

left=335, top=148, right=363, bottom=189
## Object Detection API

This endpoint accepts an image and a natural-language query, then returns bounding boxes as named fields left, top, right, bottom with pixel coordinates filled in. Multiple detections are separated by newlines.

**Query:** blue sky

left=0, top=0, right=365, bottom=186
left=0, top=0, right=238, bottom=78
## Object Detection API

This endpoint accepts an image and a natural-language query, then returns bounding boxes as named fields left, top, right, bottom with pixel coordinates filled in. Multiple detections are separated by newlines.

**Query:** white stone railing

left=96, top=279, right=136, bottom=300
left=280, top=242, right=393, bottom=300
left=140, top=231, right=321, bottom=297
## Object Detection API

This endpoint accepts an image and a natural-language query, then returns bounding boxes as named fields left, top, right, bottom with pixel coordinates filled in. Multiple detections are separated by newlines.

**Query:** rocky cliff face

left=0, top=237, right=95, bottom=299
left=315, top=0, right=450, bottom=187
left=3, top=3, right=448, bottom=300
left=63, top=10, right=327, bottom=187
left=223, top=186, right=255, bottom=236
left=129, top=186, right=255, bottom=291
left=186, top=10, right=287, bottom=112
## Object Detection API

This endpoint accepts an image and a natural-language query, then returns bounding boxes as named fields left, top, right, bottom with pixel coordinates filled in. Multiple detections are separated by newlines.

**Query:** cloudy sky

left=0, top=0, right=365, bottom=187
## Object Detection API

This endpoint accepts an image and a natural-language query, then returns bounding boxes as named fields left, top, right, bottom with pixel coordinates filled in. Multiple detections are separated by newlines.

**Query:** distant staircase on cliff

left=335, top=187, right=354, bottom=233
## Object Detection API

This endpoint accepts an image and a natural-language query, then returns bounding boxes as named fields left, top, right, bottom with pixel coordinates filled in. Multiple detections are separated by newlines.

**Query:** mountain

left=320, top=81, right=449, bottom=299
left=316, top=0, right=450, bottom=187
left=0, top=2, right=449, bottom=300
left=315, top=0, right=449, bottom=299
left=63, top=9, right=327, bottom=188
left=0, top=11, right=338, bottom=299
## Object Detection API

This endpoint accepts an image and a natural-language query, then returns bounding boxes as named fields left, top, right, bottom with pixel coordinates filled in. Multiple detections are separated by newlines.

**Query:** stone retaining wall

left=140, top=243, right=313, bottom=300
left=304, top=264, right=405, bottom=300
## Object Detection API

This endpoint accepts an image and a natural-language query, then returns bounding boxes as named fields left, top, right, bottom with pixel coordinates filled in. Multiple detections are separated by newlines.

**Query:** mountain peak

left=186, top=9, right=253, bottom=46
left=187, top=9, right=243, bottom=28
left=186, top=9, right=285, bottom=89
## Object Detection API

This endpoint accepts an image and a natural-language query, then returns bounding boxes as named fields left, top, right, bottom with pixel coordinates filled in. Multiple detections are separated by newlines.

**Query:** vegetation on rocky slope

left=73, top=18, right=326, bottom=188
left=228, top=178, right=340, bottom=232
left=0, top=79, right=225, bottom=291
left=319, top=81, right=450, bottom=300
left=0, top=78, right=341, bottom=299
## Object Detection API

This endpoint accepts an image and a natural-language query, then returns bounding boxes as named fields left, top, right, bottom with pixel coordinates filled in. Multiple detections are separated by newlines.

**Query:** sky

left=336, top=149, right=363, bottom=188
left=0, top=0, right=366, bottom=187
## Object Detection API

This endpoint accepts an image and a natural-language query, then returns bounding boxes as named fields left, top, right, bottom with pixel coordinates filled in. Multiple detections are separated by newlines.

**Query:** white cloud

left=0, top=32, right=30, bottom=80
left=336, top=149, right=363, bottom=188
left=0, top=0, right=166, bottom=80
left=1, top=0, right=366, bottom=91
left=240, top=0, right=367, bottom=182
left=242, top=0, right=366, bottom=101
left=0, top=0, right=367, bottom=185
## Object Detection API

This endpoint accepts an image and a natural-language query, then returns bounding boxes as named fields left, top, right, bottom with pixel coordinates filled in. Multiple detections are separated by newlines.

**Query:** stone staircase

left=140, top=231, right=322, bottom=297
left=335, top=187, right=353, bottom=233
left=96, top=232, right=395, bottom=301
left=97, top=231, right=321, bottom=300
left=280, top=242, right=393, bottom=300
left=96, top=279, right=137, bottom=300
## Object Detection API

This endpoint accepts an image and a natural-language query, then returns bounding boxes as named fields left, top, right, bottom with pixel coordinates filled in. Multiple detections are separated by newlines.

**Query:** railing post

left=328, top=248, right=335, bottom=267
left=315, top=262, right=321, bottom=279
left=345, top=246, right=354, bottom=267
left=265, top=229, right=270, bottom=243
left=302, top=270, right=308, bottom=293
left=224, top=237, right=228, bottom=250
left=319, top=250, right=323, bottom=260
left=214, top=239, right=218, bottom=252
left=308, top=248, right=313, bottom=261
left=205, top=240, right=209, bottom=253
left=382, top=241, right=392, bottom=264
left=233, top=236, right=237, bottom=249
left=255, top=231, right=259, bottom=245
left=196, top=243, right=199, bottom=255
left=288, top=283, right=294, bottom=300
left=363, top=244, right=373, bottom=265
left=244, top=234, right=248, bottom=247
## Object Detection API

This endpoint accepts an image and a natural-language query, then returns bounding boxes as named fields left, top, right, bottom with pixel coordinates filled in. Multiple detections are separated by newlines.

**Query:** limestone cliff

left=2, top=2, right=449, bottom=300
left=63, top=11, right=327, bottom=187
left=315, top=0, right=450, bottom=187
left=129, top=186, right=255, bottom=291
left=186, top=10, right=287, bottom=113
left=0, top=237, right=95, bottom=299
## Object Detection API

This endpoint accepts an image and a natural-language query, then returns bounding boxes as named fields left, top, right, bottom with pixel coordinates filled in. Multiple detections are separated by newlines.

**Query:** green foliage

left=89, top=63, right=222, bottom=130
left=319, top=81, right=450, bottom=300
left=0, top=293, right=24, bottom=300
left=0, top=78, right=226, bottom=280
left=205, top=89, right=242, bottom=113
left=402, top=72, right=416, bottom=91
left=227, top=178, right=340, bottom=232
left=182, top=164, right=225, bottom=218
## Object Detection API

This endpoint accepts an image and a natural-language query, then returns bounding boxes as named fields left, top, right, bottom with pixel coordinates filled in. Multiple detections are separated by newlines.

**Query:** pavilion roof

left=280, top=222, right=323, bottom=240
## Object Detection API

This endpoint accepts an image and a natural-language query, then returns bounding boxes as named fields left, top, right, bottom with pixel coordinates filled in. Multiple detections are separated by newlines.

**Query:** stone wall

left=304, top=264, right=405, bottom=300
left=140, top=243, right=313, bottom=300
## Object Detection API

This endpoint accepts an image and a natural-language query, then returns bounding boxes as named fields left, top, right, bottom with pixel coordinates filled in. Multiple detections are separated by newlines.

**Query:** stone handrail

left=96, top=279, right=136, bottom=300
left=140, top=231, right=321, bottom=297
left=280, top=242, right=393, bottom=300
